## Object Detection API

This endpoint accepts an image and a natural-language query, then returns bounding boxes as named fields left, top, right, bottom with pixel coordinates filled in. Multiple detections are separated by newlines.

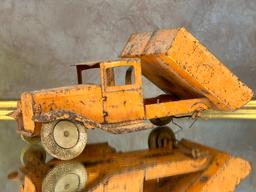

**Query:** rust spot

left=33, top=110, right=101, bottom=129
left=80, top=100, right=86, bottom=105
left=200, top=175, right=209, bottom=183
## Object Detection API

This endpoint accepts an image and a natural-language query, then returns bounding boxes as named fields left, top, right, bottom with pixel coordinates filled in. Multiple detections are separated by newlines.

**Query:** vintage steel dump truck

left=11, top=27, right=253, bottom=160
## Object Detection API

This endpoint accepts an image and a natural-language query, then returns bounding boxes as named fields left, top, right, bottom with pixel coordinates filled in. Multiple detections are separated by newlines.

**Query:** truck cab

left=76, top=59, right=145, bottom=123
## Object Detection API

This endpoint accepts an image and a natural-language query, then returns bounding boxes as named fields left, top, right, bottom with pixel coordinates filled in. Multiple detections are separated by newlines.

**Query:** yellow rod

left=0, top=110, right=13, bottom=115
left=0, top=116, right=14, bottom=120
left=0, top=101, right=17, bottom=109
left=200, top=114, right=256, bottom=119
left=245, top=100, right=256, bottom=105
left=202, top=109, right=256, bottom=114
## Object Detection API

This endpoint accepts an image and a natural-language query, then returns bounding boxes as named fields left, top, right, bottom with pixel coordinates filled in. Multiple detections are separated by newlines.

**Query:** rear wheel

left=148, top=126, right=176, bottom=149
left=41, top=120, right=87, bottom=160
left=150, top=116, right=173, bottom=126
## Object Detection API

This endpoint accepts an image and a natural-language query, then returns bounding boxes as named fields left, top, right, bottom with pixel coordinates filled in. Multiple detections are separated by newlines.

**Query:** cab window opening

left=106, top=66, right=135, bottom=87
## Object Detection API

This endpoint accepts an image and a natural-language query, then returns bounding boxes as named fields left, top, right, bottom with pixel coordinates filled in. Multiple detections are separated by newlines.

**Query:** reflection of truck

left=12, top=27, right=253, bottom=160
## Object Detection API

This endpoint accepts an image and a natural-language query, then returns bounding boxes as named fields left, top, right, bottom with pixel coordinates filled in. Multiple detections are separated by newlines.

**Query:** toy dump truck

left=11, top=27, right=253, bottom=160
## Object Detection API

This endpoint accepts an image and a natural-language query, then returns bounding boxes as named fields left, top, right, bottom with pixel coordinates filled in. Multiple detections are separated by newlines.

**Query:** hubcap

left=42, top=162, right=87, bottom=192
left=53, top=121, right=79, bottom=149
left=54, top=173, right=80, bottom=192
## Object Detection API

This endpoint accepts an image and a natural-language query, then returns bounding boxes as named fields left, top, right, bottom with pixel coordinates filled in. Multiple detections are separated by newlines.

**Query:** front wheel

left=41, top=120, right=87, bottom=160
left=42, top=162, right=87, bottom=192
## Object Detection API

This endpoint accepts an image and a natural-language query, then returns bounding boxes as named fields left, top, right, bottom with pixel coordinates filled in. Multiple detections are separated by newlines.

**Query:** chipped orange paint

left=121, top=27, right=253, bottom=111
left=20, top=84, right=104, bottom=135
left=32, top=84, right=104, bottom=122
left=145, top=98, right=210, bottom=119
left=100, top=59, right=145, bottom=123
left=21, top=93, right=35, bottom=134
left=16, top=59, right=210, bottom=136
left=15, top=28, right=253, bottom=137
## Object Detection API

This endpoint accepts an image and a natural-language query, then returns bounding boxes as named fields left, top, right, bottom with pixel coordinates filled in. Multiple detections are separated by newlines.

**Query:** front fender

left=33, top=110, right=101, bottom=129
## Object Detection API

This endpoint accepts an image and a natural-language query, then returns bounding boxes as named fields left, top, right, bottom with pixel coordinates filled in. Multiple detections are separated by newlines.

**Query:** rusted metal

left=7, top=27, right=253, bottom=161
left=101, top=120, right=153, bottom=134
left=100, top=59, right=145, bottom=123
left=33, top=110, right=153, bottom=134
left=121, top=27, right=253, bottom=111
left=33, top=110, right=101, bottom=129
left=74, top=60, right=101, bottom=84
left=145, top=97, right=210, bottom=119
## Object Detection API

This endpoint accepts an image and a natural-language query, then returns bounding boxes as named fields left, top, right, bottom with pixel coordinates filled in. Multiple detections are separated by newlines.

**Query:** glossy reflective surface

left=6, top=126, right=252, bottom=192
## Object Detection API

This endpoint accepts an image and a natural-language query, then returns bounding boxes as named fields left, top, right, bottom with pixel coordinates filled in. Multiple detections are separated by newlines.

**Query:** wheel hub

left=54, top=173, right=80, bottom=192
left=53, top=121, right=79, bottom=149
left=42, top=162, right=87, bottom=192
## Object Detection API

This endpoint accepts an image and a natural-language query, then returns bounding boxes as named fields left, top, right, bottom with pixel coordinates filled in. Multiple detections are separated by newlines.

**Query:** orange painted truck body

left=121, top=27, right=253, bottom=111
left=13, top=28, right=253, bottom=137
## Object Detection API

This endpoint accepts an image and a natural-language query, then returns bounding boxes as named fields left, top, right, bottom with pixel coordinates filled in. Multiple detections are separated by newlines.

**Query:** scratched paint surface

left=0, top=0, right=256, bottom=191
left=121, top=28, right=253, bottom=111
left=32, top=85, right=104, bottom=123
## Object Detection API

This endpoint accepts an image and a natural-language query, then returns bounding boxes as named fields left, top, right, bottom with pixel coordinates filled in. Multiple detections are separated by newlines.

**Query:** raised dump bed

left=121, top=27, right=253, bottom=111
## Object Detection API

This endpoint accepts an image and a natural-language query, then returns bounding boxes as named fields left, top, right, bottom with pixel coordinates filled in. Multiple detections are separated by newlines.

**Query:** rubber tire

left=148, top=126, right=176, bottom=149
left=150, top=116, right=173, bottom=126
